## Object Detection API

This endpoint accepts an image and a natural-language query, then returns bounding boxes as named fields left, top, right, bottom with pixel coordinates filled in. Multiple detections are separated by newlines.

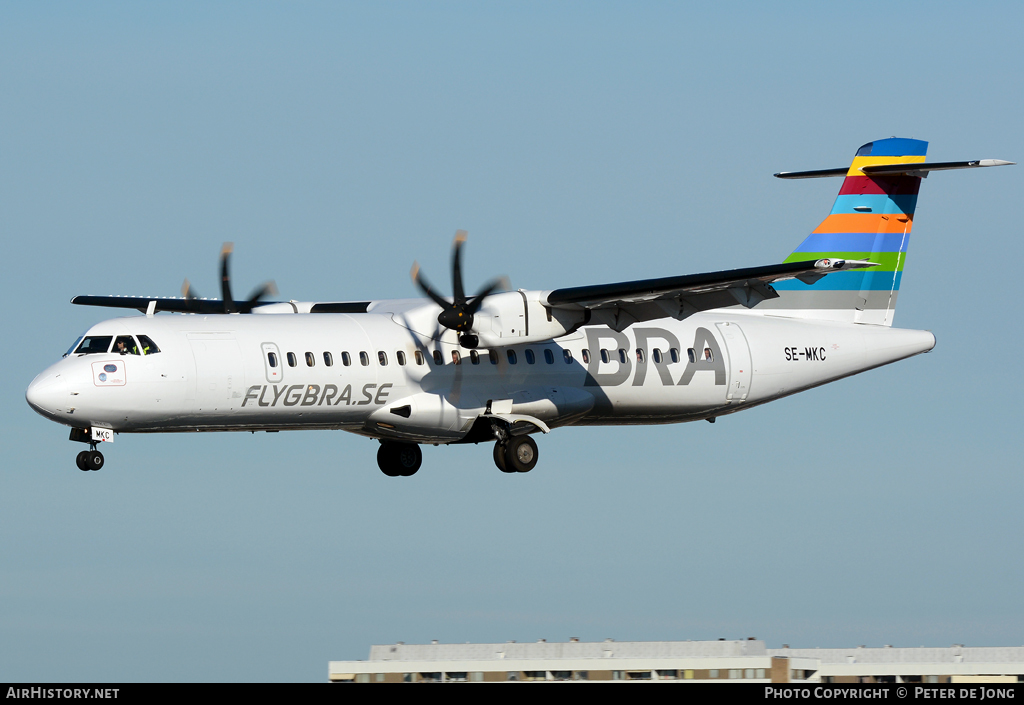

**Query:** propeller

left=411, top=231, right=507, bottom=348
left=181, top=243, right=277, bottom=313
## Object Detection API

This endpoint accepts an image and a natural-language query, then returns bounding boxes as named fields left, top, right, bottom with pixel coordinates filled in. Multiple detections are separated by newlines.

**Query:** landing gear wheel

left=86, top=450, right=104, bottom=471
left=493, top=442, right=514, bottom=473
left=377, top=442, right=421, bottom=477
left=377, top=445, right=401, bottom=476
left=76, top=451, right=90, bottom=471
left=503, top=435, right=538, bottom=473
left=394, top=443, right=422, bottom=476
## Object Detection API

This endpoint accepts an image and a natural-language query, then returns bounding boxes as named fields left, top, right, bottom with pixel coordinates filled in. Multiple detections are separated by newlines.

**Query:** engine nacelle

left=470, top=291, right=586, bottom=348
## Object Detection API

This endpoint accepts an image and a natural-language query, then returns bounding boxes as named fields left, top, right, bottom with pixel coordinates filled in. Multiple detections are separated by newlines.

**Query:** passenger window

left=525, top=349, right=535, bottom=364
left=635, top=348, right=644, bottom=363
left=618, top=349, right=627, bottom=364
left=704, top=347, right=714, bottom=361
left=75, top=336, right=113, bottom=355
left=652, top=348, right=662, bottom=364
left=544, top=349, right=554, bottom=364
left=287, top=352, right=297, bottom=367
left=470, top=350, right=480, bottom=365
left=600, top=349, right=609, bottom=364
left=687, top=348, right=696, bottom=363
left=414, top=350, right=424, bottom=365
left=268, top=352, right=278, bottom=368
left=670, top=348, right=680, bottom=363
left=114, top=336, right=140, bottom=355
left=488, top=350, right=499, bottom=365
left=360, top=352, right=370, bottom=366
left=452, top=351, right=461, bottom=365
left=378, top=351, right=388, bottom=366
left=397, top=351, right=406, bottom=366
left=305, top=352, right=315, bottom=367
left=507, top=350, right=517, bottom=364
left=582, top=349, right=590, bottom=364
left=563, top=349, right=573, bottom=363
left=432, top=350, right=443, bottom=365
left=323, top=352, right=333, bottom=367
left=137, top=335, right=160, bottom=355
left=342, top=351, right=352, bottom=366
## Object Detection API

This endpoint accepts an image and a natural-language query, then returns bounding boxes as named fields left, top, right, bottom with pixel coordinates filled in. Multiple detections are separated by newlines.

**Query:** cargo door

left=715, top=322, right=751, bottom=403
left=188, top=334, right=245, bottom=413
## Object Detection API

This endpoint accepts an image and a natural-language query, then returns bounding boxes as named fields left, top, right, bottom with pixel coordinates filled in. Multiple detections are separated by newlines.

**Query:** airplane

left=25, top=138, right=1012, bottom=477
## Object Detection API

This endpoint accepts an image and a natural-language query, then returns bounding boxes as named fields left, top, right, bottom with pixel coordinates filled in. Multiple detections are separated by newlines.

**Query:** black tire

left=86, top=450, right=104, bottom=471
left=394, top=444, right=422, bottom=476
left=503, top=436, right=538, bottom=473
left=377, top=444, right=402, bottom=477
left=76, top=451, right=89, bottom=471
left=493, top=442, right=514, bottom=473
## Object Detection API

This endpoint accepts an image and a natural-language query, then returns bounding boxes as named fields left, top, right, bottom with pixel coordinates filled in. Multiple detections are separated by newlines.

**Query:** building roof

left=768, top=646, right=1024, bottom=664
left=368, top=639, right=766, bottom=662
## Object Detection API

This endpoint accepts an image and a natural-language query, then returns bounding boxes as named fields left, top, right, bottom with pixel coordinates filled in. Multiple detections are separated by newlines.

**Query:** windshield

left=137, top=335, right=160, bottom=355
left=74, top=336, right=113, bottom=355
left=63, top=336, right=84, bottom=358
left=113, top=336, right=139, bottom=355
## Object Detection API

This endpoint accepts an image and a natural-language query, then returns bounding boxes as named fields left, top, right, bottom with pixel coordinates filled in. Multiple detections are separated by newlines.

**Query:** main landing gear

left=75, top=447, right=104, bottom=472
left=493, top=435, right=538, bottom=474
left=377, top=441, right=422, bottom=477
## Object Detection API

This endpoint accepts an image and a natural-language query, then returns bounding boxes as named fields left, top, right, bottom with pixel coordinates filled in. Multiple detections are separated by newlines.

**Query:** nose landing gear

left=69, top=428, right=105, bottom=471
left=75, top=447, right=104, bottom=471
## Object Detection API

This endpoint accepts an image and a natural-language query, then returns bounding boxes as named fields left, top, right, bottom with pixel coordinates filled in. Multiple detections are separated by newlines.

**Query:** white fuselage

left=26, top=298, right=936, bottom=445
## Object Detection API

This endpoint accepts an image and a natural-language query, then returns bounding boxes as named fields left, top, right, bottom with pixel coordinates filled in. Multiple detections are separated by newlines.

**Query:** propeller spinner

left=182, top=243, right=277, bottom=314
left=411, top=231, right=506, bottom=348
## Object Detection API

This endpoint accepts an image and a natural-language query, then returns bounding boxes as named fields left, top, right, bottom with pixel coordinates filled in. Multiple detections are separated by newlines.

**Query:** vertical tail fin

left=770, top=138, right=927, bottom=326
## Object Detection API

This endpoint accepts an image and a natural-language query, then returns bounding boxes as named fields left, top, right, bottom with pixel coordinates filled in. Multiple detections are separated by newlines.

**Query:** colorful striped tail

left=768, top=138, right=927, bottom=326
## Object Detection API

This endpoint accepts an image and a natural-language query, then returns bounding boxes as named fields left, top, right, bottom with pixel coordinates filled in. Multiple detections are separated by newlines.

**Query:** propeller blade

left=181, top=278, right=199, bottom=300
left=413, top=232, right=506, bottom=341
left=451, top=230, right=468, bottom=304
left=220, top=242, right=235, bottom=313
left=239, top=281, right=278, bottom=313
left=411, top=262, right=454, bottom=310
left=465, top=277, right=508, bottom=314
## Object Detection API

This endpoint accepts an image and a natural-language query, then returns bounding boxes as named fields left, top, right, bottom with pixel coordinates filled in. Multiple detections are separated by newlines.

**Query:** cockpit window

left=114, top=336, right=140, bottom=355
left=137, top=335, right=161, bottom=355
left=75, top=336, right=113, bottom=355
left=64, top=336, right=84, bottom=358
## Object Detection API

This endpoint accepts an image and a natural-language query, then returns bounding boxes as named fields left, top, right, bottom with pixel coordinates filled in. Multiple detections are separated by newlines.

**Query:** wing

left=542, top=258, right=876, bottom=328
left=71, top=296, right=372, bottom=315
left=70, top=295, right=271, bottom=314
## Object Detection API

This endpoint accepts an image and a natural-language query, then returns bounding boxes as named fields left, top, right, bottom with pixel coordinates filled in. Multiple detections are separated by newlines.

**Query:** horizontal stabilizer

left=775, top=159, right=1013, bottom=179
left=773, top=167, right=850, bottom=179
left=861, top=159, right=1014, bottom=175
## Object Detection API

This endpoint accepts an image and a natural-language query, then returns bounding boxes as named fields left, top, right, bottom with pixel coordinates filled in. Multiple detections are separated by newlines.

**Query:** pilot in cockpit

left=114, top=336, right=138, bottom=355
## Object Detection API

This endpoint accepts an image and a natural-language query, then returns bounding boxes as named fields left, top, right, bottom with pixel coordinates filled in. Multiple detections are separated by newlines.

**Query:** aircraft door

left=715, top=322, right=752, bottom=403
left=261, top=342, right=283, bottom=383
left=188, top=334, right=246, bottom=413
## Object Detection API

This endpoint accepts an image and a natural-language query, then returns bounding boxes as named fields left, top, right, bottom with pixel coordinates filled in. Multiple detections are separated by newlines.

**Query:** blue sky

left=2, top=1, right=1022, bottom=682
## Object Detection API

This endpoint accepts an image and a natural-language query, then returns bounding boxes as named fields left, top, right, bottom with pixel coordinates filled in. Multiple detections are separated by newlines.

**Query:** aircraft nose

left=26, top=372, right=68, bottom=419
